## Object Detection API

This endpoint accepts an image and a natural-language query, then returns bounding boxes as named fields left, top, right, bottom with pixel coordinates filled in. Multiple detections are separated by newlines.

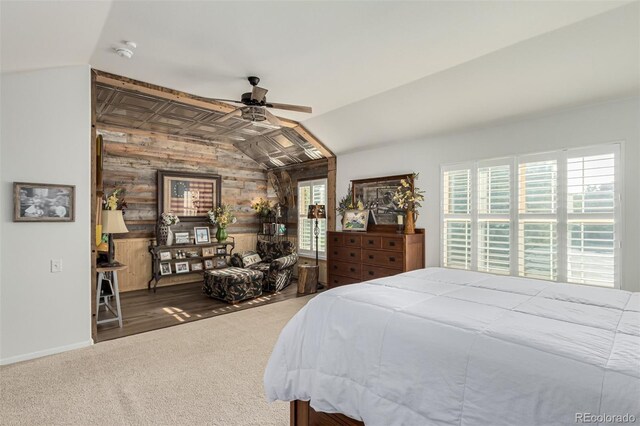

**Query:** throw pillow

left=241, top=251, right=262, bottom=268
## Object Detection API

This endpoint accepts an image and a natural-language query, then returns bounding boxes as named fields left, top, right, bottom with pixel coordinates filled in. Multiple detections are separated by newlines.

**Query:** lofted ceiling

left=2, top=1, right=638, bottom=154
left=95, top=78, right=325, bottom=169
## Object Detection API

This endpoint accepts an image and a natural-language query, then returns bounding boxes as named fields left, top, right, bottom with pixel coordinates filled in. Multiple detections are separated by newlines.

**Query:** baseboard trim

left=0, top=340, right=93, bottom=365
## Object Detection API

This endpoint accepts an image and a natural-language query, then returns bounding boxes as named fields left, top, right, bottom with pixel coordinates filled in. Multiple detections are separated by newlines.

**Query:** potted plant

left=393, top=173, right=424, bottom=234
left=208, top=204, right=237, bottom=242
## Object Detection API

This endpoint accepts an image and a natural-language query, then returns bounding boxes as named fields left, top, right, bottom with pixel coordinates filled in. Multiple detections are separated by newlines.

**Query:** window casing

left=298, top=178, right=327, bottom=259
left=441, top=144, right=620, bottom=288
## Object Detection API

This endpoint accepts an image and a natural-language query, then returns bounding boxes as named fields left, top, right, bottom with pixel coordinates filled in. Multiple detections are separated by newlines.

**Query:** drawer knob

left=389, top=257, right=395, bottom=262
left=333, top=265, right=338, bottom=269
left=368, top=255, right=374, bottom=259
left=350, top=253, right=355, bottom=257
left=349, top=267, right=356, bottom=272
left=389, top=241, right=396, bottom=247
left=368, top=271, right=374, bottom=276
left=368, top=240, right=374, bottom=244
left=350, top=239, right=355, bottom=243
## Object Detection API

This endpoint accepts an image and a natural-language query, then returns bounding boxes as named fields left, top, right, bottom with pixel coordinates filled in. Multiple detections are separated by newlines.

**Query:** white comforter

left=264, top=268, right=640, bottom=425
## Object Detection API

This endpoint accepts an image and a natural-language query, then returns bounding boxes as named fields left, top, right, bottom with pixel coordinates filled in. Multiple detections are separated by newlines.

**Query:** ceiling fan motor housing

left=241, top=92, right=266, bottom=106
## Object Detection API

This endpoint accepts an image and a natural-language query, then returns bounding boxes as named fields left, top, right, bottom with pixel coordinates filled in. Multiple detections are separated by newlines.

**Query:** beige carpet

left=1, top=295, right=313, bottom=426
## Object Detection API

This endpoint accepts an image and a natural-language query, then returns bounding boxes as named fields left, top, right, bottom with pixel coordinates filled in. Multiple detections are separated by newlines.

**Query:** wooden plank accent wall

left=98, top=127, right=268, bottom=236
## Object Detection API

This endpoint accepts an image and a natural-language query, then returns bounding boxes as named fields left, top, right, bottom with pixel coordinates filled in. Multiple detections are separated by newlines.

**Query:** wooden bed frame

left=290, top=400, right=364, bottom=426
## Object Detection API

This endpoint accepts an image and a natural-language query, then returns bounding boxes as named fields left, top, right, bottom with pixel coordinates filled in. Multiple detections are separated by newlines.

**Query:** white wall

left=337, top=97, right=640, bottom=292
left=0, top=66, right=92, bottom=364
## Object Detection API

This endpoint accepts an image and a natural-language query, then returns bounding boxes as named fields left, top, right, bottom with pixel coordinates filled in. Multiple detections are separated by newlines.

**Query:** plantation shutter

left=566, top=146, right=618, bottom=287
left=477, top=162, right=511, bottom=275
left=298, top=179, right=327, bottom=258
left=442, top=167, right=472, bottom=269
left=517, top=155, right=558, bottom=281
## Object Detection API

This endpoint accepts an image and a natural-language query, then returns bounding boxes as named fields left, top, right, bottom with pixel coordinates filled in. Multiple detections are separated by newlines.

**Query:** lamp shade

left=307, top=204, right=326, bottom=219
left=102, top=210, right=129, bottom=234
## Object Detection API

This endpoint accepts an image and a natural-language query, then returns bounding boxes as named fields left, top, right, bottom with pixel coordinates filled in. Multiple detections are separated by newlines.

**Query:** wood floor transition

left=96, top=280, right=304, bottom=342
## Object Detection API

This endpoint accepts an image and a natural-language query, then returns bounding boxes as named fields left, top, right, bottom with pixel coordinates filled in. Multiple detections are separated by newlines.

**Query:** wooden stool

left=298, top=264, right=319, bottom=295
left=96, top=263, right=127, bottom=328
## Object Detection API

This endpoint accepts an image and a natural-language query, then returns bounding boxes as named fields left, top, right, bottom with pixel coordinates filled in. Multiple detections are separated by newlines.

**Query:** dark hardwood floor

left=96, top=280, right=304, bottom=342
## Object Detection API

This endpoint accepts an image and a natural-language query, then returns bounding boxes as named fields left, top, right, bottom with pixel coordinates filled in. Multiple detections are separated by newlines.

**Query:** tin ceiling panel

left=96, top=83, right=325, bottom=169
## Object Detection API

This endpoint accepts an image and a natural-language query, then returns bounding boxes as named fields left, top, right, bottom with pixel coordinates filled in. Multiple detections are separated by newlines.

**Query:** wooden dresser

left=327, top=229, right=425, bottom=288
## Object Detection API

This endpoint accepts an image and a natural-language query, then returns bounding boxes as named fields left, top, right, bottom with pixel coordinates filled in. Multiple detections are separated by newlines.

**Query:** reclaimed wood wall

left=98, top=127, right=268, bottom=236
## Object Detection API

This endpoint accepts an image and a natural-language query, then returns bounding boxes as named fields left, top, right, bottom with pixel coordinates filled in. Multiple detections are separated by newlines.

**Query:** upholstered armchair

left=230, top=240, right=298, bottom=293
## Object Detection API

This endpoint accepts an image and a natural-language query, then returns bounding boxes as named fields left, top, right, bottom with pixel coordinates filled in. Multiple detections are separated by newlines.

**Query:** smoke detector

left=114, top=41, right=137, bottom=59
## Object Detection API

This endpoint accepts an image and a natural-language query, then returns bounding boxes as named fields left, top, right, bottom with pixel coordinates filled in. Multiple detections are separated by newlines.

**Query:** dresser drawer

left=329, top=260, right=361, bottom=279
left=362, top=265, right=400, bottom=280
left=362, top=249, right=403, bottom=270
left=344, top=234, right=362, bottom=247
left=328, top=246, right=361, bottom=262
left=381, top=236, right=403, bottom=252
left=362, top=236, right=382, bottom=249
left=329, top=233, right=345, bottom=247
left=328, top=274, right=360, bottom=288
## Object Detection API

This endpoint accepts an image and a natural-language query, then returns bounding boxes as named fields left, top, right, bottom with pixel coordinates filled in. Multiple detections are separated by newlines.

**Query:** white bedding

left=264, top=268, right=640, bottom=425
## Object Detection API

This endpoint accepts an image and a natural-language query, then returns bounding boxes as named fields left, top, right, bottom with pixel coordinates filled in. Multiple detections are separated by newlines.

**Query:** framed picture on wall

left=158, top=170, right=221, bottom=221
left=13, top=182, right=76, bottom=222
left=351, top=174, right=412, bottom=227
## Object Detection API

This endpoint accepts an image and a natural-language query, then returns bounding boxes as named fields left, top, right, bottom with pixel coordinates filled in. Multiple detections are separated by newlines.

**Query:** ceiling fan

left=210, top=76, right=312, bottom=127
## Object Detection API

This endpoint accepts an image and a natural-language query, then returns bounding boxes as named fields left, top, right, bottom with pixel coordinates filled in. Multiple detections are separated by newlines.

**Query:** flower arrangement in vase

left=251, top=198, right=273, bottom=217
left=336, top=186, right=365, bottom=220
left=159, top=212, right=179, bottom=246
left=208, top=204, right=237, bottom=242
left=393, top=173, right=424, bottom=235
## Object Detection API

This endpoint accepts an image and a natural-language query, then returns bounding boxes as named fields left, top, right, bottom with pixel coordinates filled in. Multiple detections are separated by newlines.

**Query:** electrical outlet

left=51, top=259, right=62, bottom=273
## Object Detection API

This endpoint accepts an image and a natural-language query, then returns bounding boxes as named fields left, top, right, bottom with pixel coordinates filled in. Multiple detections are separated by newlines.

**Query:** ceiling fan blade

left=266, top=102, right=312, bottom=113
left=251, top=86, right=268, bottom=102
left=214, top=108, right=241, bottom=122
left=263, top=109, right=282, bottom=127
left=206, top=97, right=245, bottom=105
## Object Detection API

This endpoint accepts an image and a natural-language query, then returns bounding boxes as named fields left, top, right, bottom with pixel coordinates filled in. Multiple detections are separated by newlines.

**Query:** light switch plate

left=51, top=259, right=62, bottom=273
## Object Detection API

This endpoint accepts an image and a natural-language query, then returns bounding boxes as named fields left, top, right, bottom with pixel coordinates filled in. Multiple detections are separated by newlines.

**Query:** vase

left=158, top=224, right=169, bottom=245
left=166, top=227, right=174, bottom=246
left=216, top=226, right=228, bottom=242
left=404, top=210, right=416, bottom=235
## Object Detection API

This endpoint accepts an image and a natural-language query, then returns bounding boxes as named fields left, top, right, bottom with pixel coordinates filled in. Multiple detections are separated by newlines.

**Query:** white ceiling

left=1, top=1, right=638, bottom=154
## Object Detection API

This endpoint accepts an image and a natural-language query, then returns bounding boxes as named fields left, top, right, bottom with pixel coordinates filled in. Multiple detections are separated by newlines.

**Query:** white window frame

left=440, top=142, right=622, bottom=288
left=297, top=178, right=328, bottom=260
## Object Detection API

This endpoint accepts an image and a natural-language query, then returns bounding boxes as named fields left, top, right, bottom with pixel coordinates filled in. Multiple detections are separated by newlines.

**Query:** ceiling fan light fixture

left=241, top=106, right=267, bottom=122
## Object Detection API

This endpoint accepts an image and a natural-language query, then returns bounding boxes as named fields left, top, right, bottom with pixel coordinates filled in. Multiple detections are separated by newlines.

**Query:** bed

left=264, top=268, right=640, bottom=426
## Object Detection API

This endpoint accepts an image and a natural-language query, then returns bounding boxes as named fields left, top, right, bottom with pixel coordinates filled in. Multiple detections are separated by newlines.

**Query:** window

left=441, top=144, right=620, bottom=287
left=298, top=178, right=327, bottom=259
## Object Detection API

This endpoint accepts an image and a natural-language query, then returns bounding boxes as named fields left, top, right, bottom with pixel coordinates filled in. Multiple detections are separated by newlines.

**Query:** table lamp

left=102, top=210, right=129, bottom=265
left=306, top=203, right=326, bottom=267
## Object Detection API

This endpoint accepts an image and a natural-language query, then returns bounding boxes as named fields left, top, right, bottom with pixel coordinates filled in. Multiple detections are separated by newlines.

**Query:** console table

left=148, top=238, right=235, bottom=292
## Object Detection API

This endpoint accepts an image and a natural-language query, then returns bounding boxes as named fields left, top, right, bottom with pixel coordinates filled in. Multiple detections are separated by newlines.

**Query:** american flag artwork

left=164, top=177, right=216, bottom=217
